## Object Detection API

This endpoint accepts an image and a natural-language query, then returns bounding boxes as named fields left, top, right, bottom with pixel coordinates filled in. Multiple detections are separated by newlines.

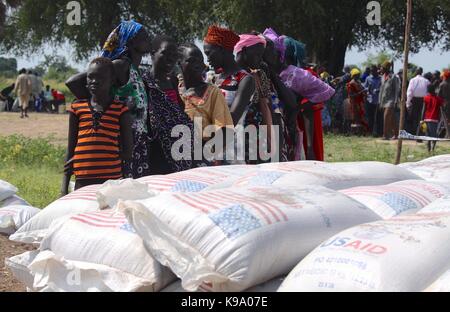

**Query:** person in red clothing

left=51, top=89, right=66, bottom=113
left=347, top=68, right=369, bottom=135
left=304, top=66, right=325, bottom=161
left=422, top=84, right=445, bottom=152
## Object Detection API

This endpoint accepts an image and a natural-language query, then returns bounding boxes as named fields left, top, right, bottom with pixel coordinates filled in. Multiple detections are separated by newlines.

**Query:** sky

left=346, top=47, right=450, bottom=73
left=8, top=43, right=450, bottom=74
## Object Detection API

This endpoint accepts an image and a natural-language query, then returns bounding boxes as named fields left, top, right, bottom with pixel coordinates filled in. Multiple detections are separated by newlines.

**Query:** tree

left=1, top=0, right=450, bottom=75
left=0, top=0, right=20, bottom=38
left=37, top=55, right=78, bottom=81
left=362, top=51, right=395, bottom=69
left=0, top=0, right=198, bottom=59
left=0, top=56, right=17, bottom=72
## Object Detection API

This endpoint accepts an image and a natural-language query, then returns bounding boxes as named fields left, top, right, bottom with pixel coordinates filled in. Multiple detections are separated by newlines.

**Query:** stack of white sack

left=120, top=184, right=380, bottom=292
left=6, top=208, right=176, bottom=292
left=340, top=180, right=450, bottom=219
left=222, top=161, right=421, bottom=191
left=9, top=165, right=257, bottom=245
left=10, top=184, right=102, bottom=244
left=418, top=198, right=450, bottom=292
left=0, top=179, right=17, bottom=201
left=137, top=165, right=257, bottom=192
left=278, top=213, right=450, bottom=292
left=400, top=154, right=450, bottom=183
left=0, top=180, right=40, bottom=235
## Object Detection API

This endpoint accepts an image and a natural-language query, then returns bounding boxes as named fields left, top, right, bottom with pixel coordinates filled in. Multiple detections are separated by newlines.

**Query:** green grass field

left=0, top=134, right=449, bottom=208
left=0, top=135, right=65, bottom=208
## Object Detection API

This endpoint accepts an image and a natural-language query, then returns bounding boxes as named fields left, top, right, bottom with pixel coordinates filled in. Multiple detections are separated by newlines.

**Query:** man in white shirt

left=406, top=67, right=430, bottom=134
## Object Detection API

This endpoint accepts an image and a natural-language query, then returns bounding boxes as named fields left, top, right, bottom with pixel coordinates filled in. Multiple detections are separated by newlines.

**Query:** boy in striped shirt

left=61, top=57, right=133, bottom=195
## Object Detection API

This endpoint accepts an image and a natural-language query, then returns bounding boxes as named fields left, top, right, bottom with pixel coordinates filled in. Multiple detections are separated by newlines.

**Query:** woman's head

left=261, top=37, right=280, bottom=69
left=203, top=43, right=225, bottom=71
left=151, top=35, right=178, bottom=77
left=261, top=28, right=286, bottom=69
left=351, top=68, right=361, bottom=80
left=178, top=43, right=206, bottom=81
left=203, top=25, right=240, bottom=71
left=101, top=20, right=151, bottom=60
left=283, top=36, right=306, bottom=67
left=234, top=34, right=267, bottom=70
left=128, top=27, right=152, bottom=55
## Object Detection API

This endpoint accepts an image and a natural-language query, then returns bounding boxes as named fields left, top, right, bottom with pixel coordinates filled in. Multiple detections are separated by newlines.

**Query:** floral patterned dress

left=115, top=64, right=151, bottom=178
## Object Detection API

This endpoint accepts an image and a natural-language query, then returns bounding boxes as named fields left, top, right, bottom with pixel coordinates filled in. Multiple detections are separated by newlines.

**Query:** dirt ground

left=0, top=112, right=69, bottom=146
left=0, top=234, right=35, bottom=292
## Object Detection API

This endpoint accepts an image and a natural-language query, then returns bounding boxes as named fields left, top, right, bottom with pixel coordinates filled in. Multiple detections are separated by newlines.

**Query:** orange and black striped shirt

left=69, top=100, right=129, bottom=180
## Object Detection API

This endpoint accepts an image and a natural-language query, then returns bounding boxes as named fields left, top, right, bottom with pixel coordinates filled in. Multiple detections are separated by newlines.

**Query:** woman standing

left=234, top=34, right=283, bottom=164
left=347, top=68, right=369, bottom=134
left=203, top=25, right=255, bottom=163
left=262, top=29, right=335, bottom=161
left=67, top=20, right=152, bottom=178
left=178, top=43, right=234, bottom=164
left=203, top=26, right=255, bottom=126
left=143, top=35, right=195, bottom=174
left=150, top=35, right=184, bottom=107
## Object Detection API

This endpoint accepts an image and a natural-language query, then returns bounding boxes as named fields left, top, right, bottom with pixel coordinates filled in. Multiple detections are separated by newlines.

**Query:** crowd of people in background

left=318, top=63, right=450, bottom=148
left=0, top=69, right=67, bottom=117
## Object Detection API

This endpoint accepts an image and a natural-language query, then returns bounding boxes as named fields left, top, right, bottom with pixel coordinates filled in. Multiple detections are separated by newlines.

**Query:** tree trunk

left=0, top=2, right=6, bottom=38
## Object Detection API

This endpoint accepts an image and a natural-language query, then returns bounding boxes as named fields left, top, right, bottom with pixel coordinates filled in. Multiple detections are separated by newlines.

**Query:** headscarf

left=282, top=36, right=306, bottom=67
left=320, top=72, right=330, bottom=80
left=351, top=68, right=361, bottom=78
left=381, top=61, right=392, bottom=71
left=443, top=70, right=450, bottom=81
left=101, top=20, right=143, bottom=60
left=204, top=25, right=240, bottom=51
left=262, top=28, right=286, bottom=63
left=234, top=34, right=266, bottom=55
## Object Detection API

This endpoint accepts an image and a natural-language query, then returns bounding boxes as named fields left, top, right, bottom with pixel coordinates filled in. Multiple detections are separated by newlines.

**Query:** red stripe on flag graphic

left=71, top=211, right=127, bottom=228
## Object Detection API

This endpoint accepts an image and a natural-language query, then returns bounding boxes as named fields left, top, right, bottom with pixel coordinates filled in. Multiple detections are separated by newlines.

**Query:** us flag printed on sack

left=60, top=185, right=100, bottom=201
left=70, top=210, right=135, bottom=233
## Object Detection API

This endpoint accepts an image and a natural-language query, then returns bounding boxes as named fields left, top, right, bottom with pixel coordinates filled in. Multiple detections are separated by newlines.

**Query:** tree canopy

left=0, top=56, right=16, bottom=72
left=1, top=0, right=449, bottom=75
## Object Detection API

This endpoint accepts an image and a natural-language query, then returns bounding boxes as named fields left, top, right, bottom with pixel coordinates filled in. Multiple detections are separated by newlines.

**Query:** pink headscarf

left=234, top=34, right=267, bottom=55
left=263, top=28, right=286, bottom=63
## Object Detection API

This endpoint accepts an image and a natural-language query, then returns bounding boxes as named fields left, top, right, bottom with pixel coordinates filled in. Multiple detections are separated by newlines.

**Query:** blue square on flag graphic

left=119, top=222, right=136, bottom=233
left=379, top=193, right=418, bottom=214
left=209, top=204, right=262, bottom=240
left=248, top=171, right=284, bottom=186
left=171, top=180, right=209, bottom=193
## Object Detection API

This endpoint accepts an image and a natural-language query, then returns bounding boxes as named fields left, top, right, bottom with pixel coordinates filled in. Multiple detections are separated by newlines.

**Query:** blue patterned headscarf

left=283, top=36, right=306, bottom=67
left=101, top=20, right=143, bottom=60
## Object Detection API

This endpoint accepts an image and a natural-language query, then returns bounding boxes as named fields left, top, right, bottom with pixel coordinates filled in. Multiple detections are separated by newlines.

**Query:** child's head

left=46, top=85, right=50, bottom=91
left=86, top=57, right=115, bottom=98
left=178, top=43, right=206, bottom=82
left=428, top=84, right=436, bottom=95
